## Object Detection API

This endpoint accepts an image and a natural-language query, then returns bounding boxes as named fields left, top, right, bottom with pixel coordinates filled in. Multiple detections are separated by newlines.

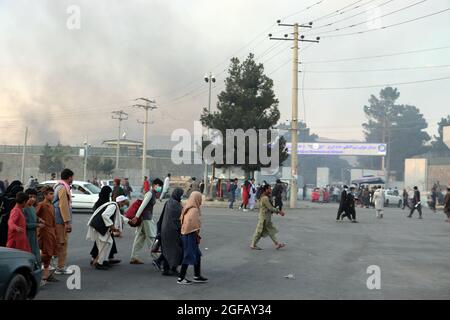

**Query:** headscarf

left=5, top=180, right=23, bottom=196
left=171, top=188, right=184, bottom=202
left=180, top=191, right=202, bottom=235
left=93, top=186, right=112, bottom=211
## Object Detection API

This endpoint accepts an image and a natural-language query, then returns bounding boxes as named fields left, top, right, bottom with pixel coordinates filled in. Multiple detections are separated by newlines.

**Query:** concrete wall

left=0, top=153, right=203, bottom=186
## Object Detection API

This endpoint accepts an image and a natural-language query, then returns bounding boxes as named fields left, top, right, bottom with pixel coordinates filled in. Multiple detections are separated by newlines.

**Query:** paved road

left=37, top=202, right=450, bottom=300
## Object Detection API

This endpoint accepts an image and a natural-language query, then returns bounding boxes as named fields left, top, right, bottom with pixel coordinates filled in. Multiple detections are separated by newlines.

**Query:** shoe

left=130, top=258, right=144, bottom=265
left=95, top=263, right=109, bottom=270
left=407, top=215, right=412, bottom=218
left=250, top=245, right=262, bottom=250
left=40, top=280, right=47, bottom=287
left=108, top=259, right=121, bottom=265
left=275, top=242, right=286, bottom=250
left=177, top=278, right=193, bottom=285
left=55, top=267, right=75, bottom=275
left=352, top=220, right=358, bottom=223
left=152, top=260, right=162, bottom=271
left=243, top=209, right=248, bottom=212
left=193, top=276, right=208, bottom=283
left=418, top=216, right=423, bottom=219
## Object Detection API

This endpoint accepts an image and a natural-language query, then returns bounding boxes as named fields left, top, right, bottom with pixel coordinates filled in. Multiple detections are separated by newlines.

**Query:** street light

left=203, top=72, right=216, bottom=197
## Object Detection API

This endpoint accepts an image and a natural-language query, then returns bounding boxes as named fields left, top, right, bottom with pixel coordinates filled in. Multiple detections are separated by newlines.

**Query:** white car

left=41, top=180, right=101, bottom=212
left=384, top=190, right=403, bottom=207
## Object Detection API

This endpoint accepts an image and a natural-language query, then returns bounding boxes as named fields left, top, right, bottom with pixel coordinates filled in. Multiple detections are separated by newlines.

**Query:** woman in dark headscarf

left=154, top=188, right=184, bottom=276
left=0, top=180, right=23, bottom=247
left=89, top=186, right=121, bottom=265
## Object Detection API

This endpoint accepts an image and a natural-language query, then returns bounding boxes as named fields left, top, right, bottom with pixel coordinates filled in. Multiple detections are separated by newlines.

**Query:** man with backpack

left=129, top=178, right=163, bottom=264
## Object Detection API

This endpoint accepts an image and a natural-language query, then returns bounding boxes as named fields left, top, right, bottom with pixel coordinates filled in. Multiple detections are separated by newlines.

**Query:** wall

left=0, top=153, right=203, bottom=186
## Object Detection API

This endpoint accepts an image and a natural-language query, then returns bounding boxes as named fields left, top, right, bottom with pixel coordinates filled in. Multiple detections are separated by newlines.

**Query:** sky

left=1, top=0, right=449, bottom=149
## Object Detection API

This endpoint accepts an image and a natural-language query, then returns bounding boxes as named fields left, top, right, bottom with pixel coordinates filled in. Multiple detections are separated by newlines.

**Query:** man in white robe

left=86, top=195, right=129, bottom=270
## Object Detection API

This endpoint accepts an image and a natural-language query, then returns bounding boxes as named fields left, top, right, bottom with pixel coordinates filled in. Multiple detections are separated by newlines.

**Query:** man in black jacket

left=272, top=179, right=284, bottom=211
left=336, top=185, right=348, bottom=221
left=408, top=186, right=422, bottom=219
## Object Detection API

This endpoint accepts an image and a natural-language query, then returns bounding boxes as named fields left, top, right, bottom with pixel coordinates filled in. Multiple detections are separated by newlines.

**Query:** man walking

left=228, top=178, right=238, bottom=209
left=130, top=178, right=163, bottom=264
left=86, top=195, right=129, bottom=270
left=408, top=186, right=422, bottom=219
left=272, top=179, right=284, bottom=211
left=142, top=176, right=150, bottom=194
left=53, top=168, right=75, bottom=275
left=160, top=173, right=171, bottom=200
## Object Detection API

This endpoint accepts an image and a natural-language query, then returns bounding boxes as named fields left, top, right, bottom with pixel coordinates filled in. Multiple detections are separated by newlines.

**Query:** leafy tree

left=87, top=156, right=102, bottom=178
left=429, top=115, right=450, bottom=156
left=200, top=54, right=288, bottom=176
left=359, top=87, right=430, bottom=180
left=39, top=143, right=54, bottom=176
left=100, top=158, right=115, bottom=176
left=39, top=143, right=70, bottom=178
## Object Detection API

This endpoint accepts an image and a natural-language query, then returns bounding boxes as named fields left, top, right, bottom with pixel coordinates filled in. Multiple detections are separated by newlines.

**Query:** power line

left=313, top=0, right=428, bottom=36
left=310, top=0, right=365, bottom=22
left=309, top=0, right=395, bottom=31
left=319, top=7, right=450, bottom=38
left=282, top=0, right=327, bottom=21
left=300, top=75, right=450, bottom=90
left=301, top=64, right=450, bottom=73
left=300, top=44, right=450, bottom=64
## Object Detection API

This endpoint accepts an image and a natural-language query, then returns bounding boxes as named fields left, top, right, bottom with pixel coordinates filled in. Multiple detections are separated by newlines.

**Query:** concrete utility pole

left=269, top=20, right=319, bottom=209
left=204, top=72, right=216, bottom=197
left=134, top=98, right=157, bottom=182
left=20, top=126, right=28, bottom=182
left=83, top=139, right=91, bottom=182
left=112, top=110, right=129, bottom=170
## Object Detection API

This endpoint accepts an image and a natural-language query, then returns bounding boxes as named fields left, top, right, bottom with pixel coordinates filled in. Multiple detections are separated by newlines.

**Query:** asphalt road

left=36, top=202, right=450, bottom=300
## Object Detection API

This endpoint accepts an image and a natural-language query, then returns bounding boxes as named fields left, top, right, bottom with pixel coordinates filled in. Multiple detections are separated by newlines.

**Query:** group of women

left=91, top=186, right=208, bottom=285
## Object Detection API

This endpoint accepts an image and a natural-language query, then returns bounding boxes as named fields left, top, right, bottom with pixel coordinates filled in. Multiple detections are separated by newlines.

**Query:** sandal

left=275, top=242, right=286, bottom=250
left=250, top=246, right=262, bottom=250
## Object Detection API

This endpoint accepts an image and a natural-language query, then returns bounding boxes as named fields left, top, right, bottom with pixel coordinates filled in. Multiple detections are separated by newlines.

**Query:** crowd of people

left=1, top=169, right=448, bottom=291
left=0, top=170, right=208, bottom=286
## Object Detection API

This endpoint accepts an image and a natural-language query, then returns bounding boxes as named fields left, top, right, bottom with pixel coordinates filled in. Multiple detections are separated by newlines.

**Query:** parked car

left=384, top=190, right=403, bottom=207
left=100, top=180, right=114, bottom=188
left=40, top=180, right=101, bottom=212
left=0, top=247, right=41, bottom=300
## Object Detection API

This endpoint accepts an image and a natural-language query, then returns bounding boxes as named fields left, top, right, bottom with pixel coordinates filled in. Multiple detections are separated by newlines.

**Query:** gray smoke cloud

left=1, top=0, right=449, bottom=147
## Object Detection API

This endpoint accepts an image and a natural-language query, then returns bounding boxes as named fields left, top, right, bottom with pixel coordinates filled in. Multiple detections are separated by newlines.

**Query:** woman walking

left=177, top=191, right=208, bottom=285
left=155, top=188, right=184, bottom=276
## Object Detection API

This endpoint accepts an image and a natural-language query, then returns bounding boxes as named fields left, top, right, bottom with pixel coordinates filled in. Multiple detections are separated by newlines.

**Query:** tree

left=359, top=87, right=430, bottom=180
left=87, top=156, right=102, bottom=178
left=39, top=143, right=55, bottom=176
left=429, top=115, right=450, bottom=156
left=39, top=143, right=71, bottom=178
left=200, top=54, right=288, bottom=176
left=100, top=158, right=115, bottom=176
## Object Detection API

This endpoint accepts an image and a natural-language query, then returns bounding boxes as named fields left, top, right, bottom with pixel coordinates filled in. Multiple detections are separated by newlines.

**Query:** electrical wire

left=300, top=75, right=450, bottom=90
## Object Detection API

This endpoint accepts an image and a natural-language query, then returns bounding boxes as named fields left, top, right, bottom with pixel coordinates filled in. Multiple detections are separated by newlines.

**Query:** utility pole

left=269, top=20, right=320, bottom=209
left=112, top=110, right=129, bottom=170
left=83, top=139, right=91, bottom=182
left=204, top=73, right=216, bottom=198
left=134, top=98, right=157, bottom=182
left=20, top=127, right=28, bottom=182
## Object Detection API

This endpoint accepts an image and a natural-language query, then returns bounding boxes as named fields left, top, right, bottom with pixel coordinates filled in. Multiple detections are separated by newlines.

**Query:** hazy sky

left=1, top=0, right=449, bottom=148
